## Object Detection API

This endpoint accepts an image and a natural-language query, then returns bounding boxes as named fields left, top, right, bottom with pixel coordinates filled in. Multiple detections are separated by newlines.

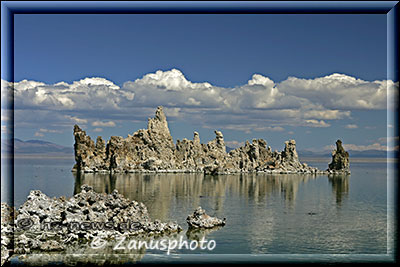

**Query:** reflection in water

left=13, top=157, right=387, bottom=255
left=74, top=173, right=116, bottom=195
left=328, top=175, right=350, bottom=207
left=186, top=226, right=223, bottom=241
left=73, top=172, right=350, bottom=221
left=17, top=237, right=146, bottom=265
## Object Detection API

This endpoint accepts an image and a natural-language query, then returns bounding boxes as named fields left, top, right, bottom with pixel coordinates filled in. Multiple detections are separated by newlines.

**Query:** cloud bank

left=1, top=69, right=397, bottom=136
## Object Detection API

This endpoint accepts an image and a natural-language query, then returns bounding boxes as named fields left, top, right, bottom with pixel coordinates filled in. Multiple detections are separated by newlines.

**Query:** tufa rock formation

left=1, top=203, right=14, bottom=266
left=0, top=185, right=181, bottom=265
left=1, top=185, right=181, bottom=265
left=327, top=140, right=350, bottom=174
left=186, top=207, right=226, bottom=229
left=73, top=106, right=349, bottom=175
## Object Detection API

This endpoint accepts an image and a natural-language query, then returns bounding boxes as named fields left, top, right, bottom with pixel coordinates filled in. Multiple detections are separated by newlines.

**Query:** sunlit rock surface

left=1, top=203, right=14, bottom=266
left=1, top=185, right=182, bottom=265
left=187, top=207, right=226, bottom=229
left=73, top=106, right=349, bottom=174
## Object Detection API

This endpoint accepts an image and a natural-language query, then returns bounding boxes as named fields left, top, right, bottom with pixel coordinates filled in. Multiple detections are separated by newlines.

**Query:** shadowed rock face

left=328, top=140, right=350, bottom=174
left=73, top=125, right=108, bottom=172
left=73, top=106, right=348, bottom=175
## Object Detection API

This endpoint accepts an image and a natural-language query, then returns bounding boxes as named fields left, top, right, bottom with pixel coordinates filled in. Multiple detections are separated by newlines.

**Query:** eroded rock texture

left=1, top=203, right=14, bottom=266
left=73, top=125, right=108, bottom=173
left=73, top=106, right=348, bottom=174
left=187, top=207, right=226, bottom=229
left=1, top=185, right=182, bottom=265
left=8, top=185, right=181, bottom=258
left=328, top=140, right=350, bottom=174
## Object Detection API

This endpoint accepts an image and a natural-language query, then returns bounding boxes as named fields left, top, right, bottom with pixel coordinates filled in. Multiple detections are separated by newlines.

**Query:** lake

left=9, top=156, right=396, bottom=262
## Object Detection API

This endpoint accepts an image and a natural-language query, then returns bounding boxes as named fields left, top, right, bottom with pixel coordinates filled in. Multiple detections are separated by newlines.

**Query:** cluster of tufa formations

left=73, top=106, right=350, bottom=175
left=11, top=185, right=180, bottom=251
left=1, top=186, right=225, bottom=265
left=1, top=107, right=351, bottom=265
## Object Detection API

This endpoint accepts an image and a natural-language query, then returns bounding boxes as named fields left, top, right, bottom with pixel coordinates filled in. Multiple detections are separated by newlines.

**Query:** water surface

left=12, top=156, right=392, bottom=257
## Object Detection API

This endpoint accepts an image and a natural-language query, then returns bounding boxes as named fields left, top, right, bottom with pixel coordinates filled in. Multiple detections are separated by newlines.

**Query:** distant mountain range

left=297, top=149, right=396, bottom=158
left=1, top=139, right=395, bottom=158
left=2, top=138, right=73, bottom=155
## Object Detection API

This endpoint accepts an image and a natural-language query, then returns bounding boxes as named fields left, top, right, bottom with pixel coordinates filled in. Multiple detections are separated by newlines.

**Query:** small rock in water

left=327, top=140, right=350, bottom=174
left=187, top=207, right=226, bottom=229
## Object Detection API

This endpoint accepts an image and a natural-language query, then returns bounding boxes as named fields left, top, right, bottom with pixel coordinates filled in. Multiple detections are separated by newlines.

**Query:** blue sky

left=14, top=14, right=387, bottom=85
left=2, top=14, right=397, bottom=152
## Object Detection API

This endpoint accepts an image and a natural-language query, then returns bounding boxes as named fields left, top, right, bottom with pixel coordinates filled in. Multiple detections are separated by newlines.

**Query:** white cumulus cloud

left=3, top=69, right=397, bottom=136
left=278, top=73, right=395, bottom=110
left=92, top=121, right=116, bottom=127
left=34, top=131, right=44, bottom=137
left=345, top=124, right=358, bottom=129
left=64, top=115, right=88, bottom=124
left=225, top=140, right=245, bottom=148
left=304, top=119, right=331, bottom=128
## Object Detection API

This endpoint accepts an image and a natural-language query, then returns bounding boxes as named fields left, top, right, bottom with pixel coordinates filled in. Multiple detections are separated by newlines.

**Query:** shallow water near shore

left=8, top=156, right=394, bottom=262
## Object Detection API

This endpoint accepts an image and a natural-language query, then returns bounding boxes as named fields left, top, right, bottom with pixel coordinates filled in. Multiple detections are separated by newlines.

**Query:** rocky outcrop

left=73, top=106, right=179, bottom=173
left=73, top=106, right=348, bottom=174
left=73, top=125, right=108, bottom=173
left=0, top=185, right=181, bottom=264
left=186, top=207, right=226, bottom=229
left=1, top=203, right=14, bottom=266
left=327, top=140, right=350, bottom=174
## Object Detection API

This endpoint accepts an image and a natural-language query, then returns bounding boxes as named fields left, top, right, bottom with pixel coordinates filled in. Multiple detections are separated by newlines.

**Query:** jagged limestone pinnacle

left=73, top=106, right=350, bottom=174
left=328, top=139, right=350, bottom=173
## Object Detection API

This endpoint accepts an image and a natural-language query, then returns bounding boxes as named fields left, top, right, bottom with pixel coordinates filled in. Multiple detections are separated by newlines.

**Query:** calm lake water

left=9, top=156, right=396, bottom=262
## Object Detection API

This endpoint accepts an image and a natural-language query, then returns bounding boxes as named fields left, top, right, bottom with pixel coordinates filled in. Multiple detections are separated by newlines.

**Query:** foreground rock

left=327, top=140, right=350, bottom=174
left=1, top=185, right=182, bottom=265
left=73, top=106, right=349, bottom=175
left=187, top=207, right=226, bottom=229
left=1, top=203, right=14, bottom=266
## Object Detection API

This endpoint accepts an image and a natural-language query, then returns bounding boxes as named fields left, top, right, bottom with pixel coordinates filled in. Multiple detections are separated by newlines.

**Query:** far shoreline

left=300, top=157, right=395, bottom=163
left=3, top=153, right=74, bottom=160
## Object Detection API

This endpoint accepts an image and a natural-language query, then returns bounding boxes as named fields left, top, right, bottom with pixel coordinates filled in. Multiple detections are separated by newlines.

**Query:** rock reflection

left=186, top=226, right=223, bottom=241
left=328, top=174, right=350, bottom=207
left=73, top=173, right=345, bottom=219
left=73, top=172, right=116, bottom=195
left=16, top=239, right=146, bottom=265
